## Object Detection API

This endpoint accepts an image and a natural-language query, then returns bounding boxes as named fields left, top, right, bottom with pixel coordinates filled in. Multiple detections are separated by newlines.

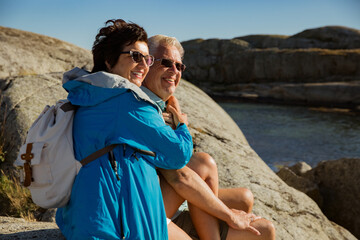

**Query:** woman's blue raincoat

left=56, top=68, right=193, bottom=239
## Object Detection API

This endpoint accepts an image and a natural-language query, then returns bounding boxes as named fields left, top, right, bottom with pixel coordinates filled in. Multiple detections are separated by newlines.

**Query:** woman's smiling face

left=107, top=41, right=150, bottom=87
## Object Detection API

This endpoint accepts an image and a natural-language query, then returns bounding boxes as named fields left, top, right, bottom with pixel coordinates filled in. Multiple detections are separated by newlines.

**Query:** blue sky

left=1, top=0, right=359, bottom=50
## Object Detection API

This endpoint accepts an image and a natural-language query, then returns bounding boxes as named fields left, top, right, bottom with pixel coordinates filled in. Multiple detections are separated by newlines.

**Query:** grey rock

left=182, top=26, right=360, bottom=109
left=291, top=26, right=360, bottom=49
left=268, top=81, right=360, bottom=106
left=181, top=38, right=251, bottom=84
left=278, top=158, right=360, bottom=238
left=276, top=167, right=323, bottom=207
left=236, top=26, right=360, bottom=49
left=183, top=47, right=360, bottom=85
left=40, top=209, right=57, bottom=223
left=235, top=34, right=289, bottom=49
left=0, top=26, right=93, bottom=80
left=288, top=161, right=312, bottom=176
left=303, top=158, right=360, bottom=239
left=210, top=81, right=360, bottom=109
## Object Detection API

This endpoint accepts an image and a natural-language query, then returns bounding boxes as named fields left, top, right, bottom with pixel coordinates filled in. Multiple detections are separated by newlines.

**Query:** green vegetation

left=0, top=170, right=39, bottom=221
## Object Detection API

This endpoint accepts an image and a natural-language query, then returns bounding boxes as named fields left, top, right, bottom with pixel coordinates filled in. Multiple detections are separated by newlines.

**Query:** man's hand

left=227, top=209, right=262, bottom=236
left=165, top=96, right=188, bottom=128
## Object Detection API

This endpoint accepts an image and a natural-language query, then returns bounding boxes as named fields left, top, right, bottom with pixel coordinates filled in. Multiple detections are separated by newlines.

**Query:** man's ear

left=105, top=61, right=112, bottom=72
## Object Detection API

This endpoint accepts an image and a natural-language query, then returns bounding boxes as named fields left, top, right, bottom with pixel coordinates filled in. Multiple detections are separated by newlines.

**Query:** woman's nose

left=138, top=57, right=148, bottom=68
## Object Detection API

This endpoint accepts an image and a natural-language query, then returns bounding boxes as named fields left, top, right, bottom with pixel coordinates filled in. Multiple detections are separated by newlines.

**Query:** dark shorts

left=172, top=211, right=229, bottom=240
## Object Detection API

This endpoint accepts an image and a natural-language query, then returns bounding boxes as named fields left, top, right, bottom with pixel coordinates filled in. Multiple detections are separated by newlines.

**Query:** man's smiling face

left=143, top=45, right=182, bottom=101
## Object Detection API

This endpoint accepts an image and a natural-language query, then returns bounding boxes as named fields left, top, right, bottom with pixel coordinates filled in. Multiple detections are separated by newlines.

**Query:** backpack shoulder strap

left=79, top=144, right=156, bottom=166
left=80, top=144, right=118, bottom=166
left=60, top=101, right=77, bottom=112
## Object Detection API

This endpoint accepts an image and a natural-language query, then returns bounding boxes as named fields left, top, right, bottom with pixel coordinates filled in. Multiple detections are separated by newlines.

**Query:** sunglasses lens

left=161, top=59, right=174, bottom=68
left=131, top=51, right=142, bottom=63
left=131, top=51, right=154, bottom=66
left=160, top=59, right=185, bottom=72
left=146, top=55, right=154, bottom=66
left=175, top=63, right=186, bottom=72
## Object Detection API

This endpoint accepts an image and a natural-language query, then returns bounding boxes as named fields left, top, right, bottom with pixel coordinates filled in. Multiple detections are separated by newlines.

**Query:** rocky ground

left=0, top=216, right=64, bottom=240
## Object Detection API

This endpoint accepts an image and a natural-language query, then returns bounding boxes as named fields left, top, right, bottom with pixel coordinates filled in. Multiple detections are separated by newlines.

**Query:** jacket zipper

left=108, top=148, right=124, bottom=238
left=108, top=150, right=120, bottom=180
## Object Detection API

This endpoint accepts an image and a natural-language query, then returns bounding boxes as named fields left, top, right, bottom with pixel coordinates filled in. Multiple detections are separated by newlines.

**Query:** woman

left=55, top=19, right=193, bottom=240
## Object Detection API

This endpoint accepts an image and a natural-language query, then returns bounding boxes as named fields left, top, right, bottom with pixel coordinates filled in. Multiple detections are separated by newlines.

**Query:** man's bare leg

left=161, top=152, right=257, bottom=239
left=186, top=152, right=221, bottom=239
left=227, top=219, right=276, bottom=240
left=159, top=172, right=221, bottom=239
left=168, top=221, right=192, bottom=240
left=187, top=153, right=275, bottom=240
left=159, top=173, right=194, bottom=239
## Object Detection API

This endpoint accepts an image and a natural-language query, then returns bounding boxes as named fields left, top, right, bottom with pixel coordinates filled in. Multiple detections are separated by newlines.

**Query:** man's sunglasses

left=155, top=58, right=186, bottom=72
left=120, top=51, right=154, bottom=66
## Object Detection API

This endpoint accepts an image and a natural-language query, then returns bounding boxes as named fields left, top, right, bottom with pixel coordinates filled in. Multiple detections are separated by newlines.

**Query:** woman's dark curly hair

left=91, top=19, right=148, bottom=73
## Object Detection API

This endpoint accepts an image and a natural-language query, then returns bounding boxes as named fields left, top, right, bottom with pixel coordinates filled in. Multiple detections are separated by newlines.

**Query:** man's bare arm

left=158, top=167, right=260, bottom=234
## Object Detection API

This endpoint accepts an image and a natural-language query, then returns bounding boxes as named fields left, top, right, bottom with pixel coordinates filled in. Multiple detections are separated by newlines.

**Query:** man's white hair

left=148, top=35, right=184, bottom=59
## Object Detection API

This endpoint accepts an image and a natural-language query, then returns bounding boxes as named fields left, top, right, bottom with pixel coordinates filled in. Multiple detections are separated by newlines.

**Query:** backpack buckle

left=20, top=143, right=34, bottom=187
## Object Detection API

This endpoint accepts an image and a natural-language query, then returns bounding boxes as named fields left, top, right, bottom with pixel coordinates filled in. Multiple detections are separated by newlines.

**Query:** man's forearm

left=159, top=167, right=234, bottom=223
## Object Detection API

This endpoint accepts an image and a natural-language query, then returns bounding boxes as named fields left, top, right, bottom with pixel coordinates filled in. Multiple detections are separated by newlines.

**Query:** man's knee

left=188, top=152, right=217, bottom=179
left=160, top=168, right=192, bottom=186
left=242, top=188, right=254, bottom=213
left=219, top=188, right=254, bottom=212
left=257, top=219, right=276, bottom=240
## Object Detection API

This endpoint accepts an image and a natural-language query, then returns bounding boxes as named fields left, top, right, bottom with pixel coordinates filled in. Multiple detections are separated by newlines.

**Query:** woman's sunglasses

left=155, top=58, right=186, bottom=72
left=120, top=51, right=154, bottom=66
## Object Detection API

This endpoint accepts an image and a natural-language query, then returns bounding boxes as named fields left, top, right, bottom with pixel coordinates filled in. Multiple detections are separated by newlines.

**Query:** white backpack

left=14, top=99, right=116, bottom=208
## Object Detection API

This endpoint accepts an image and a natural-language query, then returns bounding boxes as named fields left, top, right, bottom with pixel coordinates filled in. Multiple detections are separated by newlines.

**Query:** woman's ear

left=105, top=61, right=112, bottom=72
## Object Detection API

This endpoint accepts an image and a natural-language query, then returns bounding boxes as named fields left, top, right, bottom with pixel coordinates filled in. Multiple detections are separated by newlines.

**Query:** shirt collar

left=140, top=86, right=166, bottom=112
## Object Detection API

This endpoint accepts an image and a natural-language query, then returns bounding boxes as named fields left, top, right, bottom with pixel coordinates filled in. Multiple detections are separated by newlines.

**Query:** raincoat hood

left=62, top=67, right=161, bottom=113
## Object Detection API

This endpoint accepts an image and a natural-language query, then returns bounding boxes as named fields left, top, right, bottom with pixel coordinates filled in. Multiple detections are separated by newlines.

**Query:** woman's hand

left=167, top=96, right=181, bottom=113
left=227, top=209, right=262, bottom=236
left=163, top=112, right=176, bottom=129
left=166, top=105, right=188, bottom=127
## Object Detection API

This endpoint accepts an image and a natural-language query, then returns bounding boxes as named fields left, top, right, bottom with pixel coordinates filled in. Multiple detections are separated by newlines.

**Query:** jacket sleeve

left=113, top=95, right=193, bottom=169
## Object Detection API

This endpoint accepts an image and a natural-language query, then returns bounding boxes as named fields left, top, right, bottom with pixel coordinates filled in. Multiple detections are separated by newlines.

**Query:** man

left=142, top=35, right=275, bottom=240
